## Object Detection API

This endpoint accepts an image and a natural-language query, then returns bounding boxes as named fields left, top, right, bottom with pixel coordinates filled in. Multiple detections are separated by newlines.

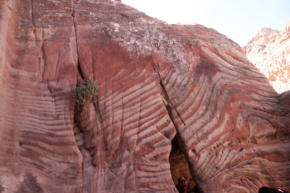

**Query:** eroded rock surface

left=246, top=20, right=290, bottom=93
left=0, top=0, right=289, bottom=193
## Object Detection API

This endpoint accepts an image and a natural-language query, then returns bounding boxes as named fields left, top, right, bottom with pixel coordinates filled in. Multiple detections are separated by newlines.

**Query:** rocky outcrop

left=246, top=20, right=290, bottom=93
left=0, top=0, right=289, bottom=193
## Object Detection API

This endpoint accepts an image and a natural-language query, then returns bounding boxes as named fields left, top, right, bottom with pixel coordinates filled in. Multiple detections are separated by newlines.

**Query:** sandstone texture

left=0, top=0, right=289, bottom=193
left=246, top=20, right=290, bottom=93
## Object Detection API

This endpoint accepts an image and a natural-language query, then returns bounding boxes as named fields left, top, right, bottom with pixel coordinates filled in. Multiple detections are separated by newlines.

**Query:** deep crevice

left=170, top=136, right=195, bottom=193
left=77, top=59, right=85, bottom=79
left=159, top=77, right=186, bottom=126
left=72, top=9, right=100, bottom=164
left=71, top=8, right=85, bottom=80
left=169, top=135, right=204, bottom=193
left=155, top=70, right=203, bottom=193
left=71, top=5, right=96, bottom=192
left=73, top=103, right=97, bottom=167
left=40, top=41, right=46, bottom=79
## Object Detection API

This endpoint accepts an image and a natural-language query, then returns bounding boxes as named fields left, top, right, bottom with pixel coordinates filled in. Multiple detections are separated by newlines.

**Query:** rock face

left=246, top=20, right=290, bottom=93
left=0, top=1, right=289, bottom=193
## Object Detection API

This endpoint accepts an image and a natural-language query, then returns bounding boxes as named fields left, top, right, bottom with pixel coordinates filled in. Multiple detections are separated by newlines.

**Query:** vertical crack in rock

left=30, top=0, right=35, bottom=26
left=40, top=41, right=46, bottom=79
left=71, top=5, right=96, bottom=192
left=71, top=9, right=85, bottom=79
left=77, top=59, right=85, bottom=79
left=31, top=0, right=47, bottom=79
left=72, top=7, right=102, bottom=171
left=169, top=137, right=204, bottom=193
left=71, top=6, right=105, bottom=192
left=152, top=63, right=203, bottom=193
left=160, top=78, right=203, bottom=193
left=170, top=137, right=194, bottom=193
left=159, top=78, right=185, bottom=126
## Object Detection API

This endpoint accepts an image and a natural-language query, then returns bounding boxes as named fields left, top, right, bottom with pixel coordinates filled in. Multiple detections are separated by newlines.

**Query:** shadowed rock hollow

left=0, top=0, right=289, bottom=193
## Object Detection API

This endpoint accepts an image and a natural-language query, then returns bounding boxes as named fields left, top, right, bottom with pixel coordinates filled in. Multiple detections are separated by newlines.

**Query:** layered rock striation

left=0, top=0, right=289, bottom=193
left=246, top=20, right=290, bottom=93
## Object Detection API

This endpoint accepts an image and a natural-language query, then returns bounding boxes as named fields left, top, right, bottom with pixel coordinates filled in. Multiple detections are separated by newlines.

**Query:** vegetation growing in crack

left=74, top=79, right=98, bottom=107
left=73, top=80, right=98, bottom=167
left=73, top=79, right=98, bottom=134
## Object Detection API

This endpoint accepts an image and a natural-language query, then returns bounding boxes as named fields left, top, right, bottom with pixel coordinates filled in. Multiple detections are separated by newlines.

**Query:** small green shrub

left=74, top=79, right=98, bottom=106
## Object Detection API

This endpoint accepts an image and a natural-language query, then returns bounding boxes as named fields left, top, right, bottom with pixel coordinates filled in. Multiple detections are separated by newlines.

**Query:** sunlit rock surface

left=246, top=20, right=290, bottom=93
left=0, top=0, right=289, bottom=193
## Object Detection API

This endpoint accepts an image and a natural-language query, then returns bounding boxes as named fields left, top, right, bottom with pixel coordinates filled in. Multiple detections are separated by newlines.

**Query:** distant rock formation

left=0, top=0, right=289, bottom=193
left=246, top=20, right=290, bottom=93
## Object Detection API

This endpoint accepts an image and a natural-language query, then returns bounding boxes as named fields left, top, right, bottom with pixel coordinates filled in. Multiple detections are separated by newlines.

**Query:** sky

left=122, top=0, right=290, bottom=46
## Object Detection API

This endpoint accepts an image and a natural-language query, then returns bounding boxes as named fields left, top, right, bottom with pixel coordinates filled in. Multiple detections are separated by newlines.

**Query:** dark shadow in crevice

left=154, top=66, right=203, bottom=193
left=77, top=59, right=85, bottom=80
left=259, top=187, right=288, bottom=193
left=169, top=136, right=203, bottom=193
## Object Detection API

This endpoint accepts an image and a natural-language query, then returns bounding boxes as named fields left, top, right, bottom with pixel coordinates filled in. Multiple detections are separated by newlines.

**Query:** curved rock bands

left=0, top=0, right=289, bottom=193
left=159, top=48, right=290, bottom=192
left=73, top=70, right=178, bottom=192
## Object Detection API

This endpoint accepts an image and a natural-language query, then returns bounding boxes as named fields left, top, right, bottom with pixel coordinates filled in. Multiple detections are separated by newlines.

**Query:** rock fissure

left=30, top=0, right=35, bottom=27
left=71, top=9, right=85, bottom=80
left=157, top=72, right=202, bottom=193
left=153, top=63, right=186, bottom=126
left=170, top=137, right=205, bottom=193
left=77, top=59, right=85, bottom=79
left=40, top=40, right=46, bottom=79
left=71, top=7, right=98, bottom=192
left=151, top=62, right=204, bottom=192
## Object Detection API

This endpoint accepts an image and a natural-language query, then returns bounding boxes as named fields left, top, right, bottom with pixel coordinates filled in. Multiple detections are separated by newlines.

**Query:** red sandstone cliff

left=0, top=1, right=289, bottom=193
left=246, top=20, right=290, bottom=93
